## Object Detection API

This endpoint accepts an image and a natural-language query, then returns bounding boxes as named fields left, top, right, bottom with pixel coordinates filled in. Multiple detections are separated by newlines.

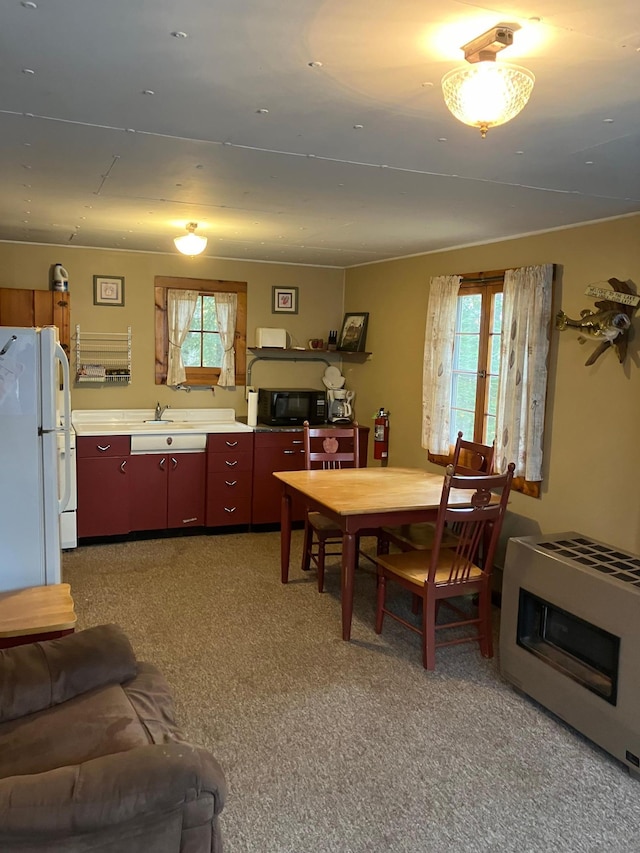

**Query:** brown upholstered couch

left=0, top=624, right=227, bottom=852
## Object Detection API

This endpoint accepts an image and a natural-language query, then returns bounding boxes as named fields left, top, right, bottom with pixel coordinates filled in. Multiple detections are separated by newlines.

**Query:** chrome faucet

left=154, top=402, right=170, bottom=421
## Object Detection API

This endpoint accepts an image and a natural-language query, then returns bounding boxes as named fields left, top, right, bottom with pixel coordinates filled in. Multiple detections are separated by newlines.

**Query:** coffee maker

left=322, top=366, right=354, bottom=423
left=327, top=388, right=354, bottom=423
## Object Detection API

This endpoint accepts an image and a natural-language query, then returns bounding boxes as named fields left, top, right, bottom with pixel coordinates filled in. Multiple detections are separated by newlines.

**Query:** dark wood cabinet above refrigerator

left=0, top=288, right=71, bottom=356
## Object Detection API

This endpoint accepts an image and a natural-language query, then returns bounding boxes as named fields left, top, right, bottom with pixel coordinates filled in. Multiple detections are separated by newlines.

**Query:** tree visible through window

left=424, top=264, right=554, bottom=498
left=182, top=294, right=224, bottom=369
left=154, top=276, right=247, bottom=387
left=450, top=283, right=502, bottom=445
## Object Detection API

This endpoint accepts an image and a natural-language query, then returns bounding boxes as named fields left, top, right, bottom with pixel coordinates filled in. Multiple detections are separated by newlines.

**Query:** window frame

left=427, top=269, right=541, bottom=498
left=450, top=280, right=503, bottom=447
left=154, top=276, right=247, bottom=387
left=184, top=293, right=224, bottom=371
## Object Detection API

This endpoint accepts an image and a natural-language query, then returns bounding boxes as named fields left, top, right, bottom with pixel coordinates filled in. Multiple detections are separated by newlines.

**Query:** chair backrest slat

left=428, top=463, right=515, bottom=585
left=303, top=421, right=361, bottom=471
left=451, top=431, right=495, bottom=476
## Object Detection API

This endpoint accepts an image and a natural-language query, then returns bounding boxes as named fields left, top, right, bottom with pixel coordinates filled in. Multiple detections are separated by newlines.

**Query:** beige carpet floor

left=63, top=531, right=640, bottom=853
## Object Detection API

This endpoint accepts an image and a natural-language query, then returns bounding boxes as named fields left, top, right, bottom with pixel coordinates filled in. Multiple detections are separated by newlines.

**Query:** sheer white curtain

left=495, top=264, right=553, bottom=480
left=166, top=289, right=198, bottom=386
left=421, top=275, right=462, bottom=454
left=214, top=292, right=237, bottom=387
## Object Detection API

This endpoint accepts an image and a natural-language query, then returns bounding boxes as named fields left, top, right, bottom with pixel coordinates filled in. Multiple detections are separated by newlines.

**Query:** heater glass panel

left=517, top=588, right=620, bottom=705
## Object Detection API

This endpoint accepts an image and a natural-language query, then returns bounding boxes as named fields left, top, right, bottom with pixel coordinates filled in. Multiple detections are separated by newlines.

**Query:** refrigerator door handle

left=55, top=341, right=71, bottom=514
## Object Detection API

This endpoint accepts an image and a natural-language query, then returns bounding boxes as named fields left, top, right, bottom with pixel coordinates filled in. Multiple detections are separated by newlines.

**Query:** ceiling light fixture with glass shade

left=174, top=222, right=208, bottom=256
left=441, top=25, right=534, bottom=138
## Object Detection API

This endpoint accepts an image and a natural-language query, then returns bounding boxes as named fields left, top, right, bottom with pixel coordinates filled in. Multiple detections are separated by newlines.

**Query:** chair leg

left=301, top=518, right=313, bottom=572
left=422, top=595, right=437, bottom=670
left=478, top=590, right=493, bottom=658
left=317, top=535, right=326, bottom=593
left=375, top=574, right=386, bottom=633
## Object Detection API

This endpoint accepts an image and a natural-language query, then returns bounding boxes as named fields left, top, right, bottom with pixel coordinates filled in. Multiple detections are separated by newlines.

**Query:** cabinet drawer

left=207, top=471, right=252, bottom=498
left=254, top=447, right=305, bottom=473
left=207, top=433, right=253, bottom=453
left=254, top=432, right=305, bottom=451
left=207, top=451, right=253, bottom=473
left=206, top=495, right=252, bottom=526
left=76, top=435, right=130, bottom=458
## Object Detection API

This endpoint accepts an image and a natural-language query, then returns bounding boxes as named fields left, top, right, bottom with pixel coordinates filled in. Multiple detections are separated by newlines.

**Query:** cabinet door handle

left=182, top=517, right=197, bottom=524
left=98, top=444, right=111, bottom=452
left=225, top=459, right=238, bottom=467
left=159, top=457, right=166, bottom=470
left=171, top=457, right=178, bottom=469
left=226, top=440, right=238, bottom=447
left=224, top=506, right=237, bottom=513
left=120, top=460, right=127, bottom=473
left=283, top=449, right=295, bottom=455
left=225, top=480, right=238, bottom=487
left=292, top=439, right=303, bottom=445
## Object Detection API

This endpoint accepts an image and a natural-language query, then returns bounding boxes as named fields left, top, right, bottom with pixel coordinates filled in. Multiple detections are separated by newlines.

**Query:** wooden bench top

left=0, top=583, right=76, bottom=638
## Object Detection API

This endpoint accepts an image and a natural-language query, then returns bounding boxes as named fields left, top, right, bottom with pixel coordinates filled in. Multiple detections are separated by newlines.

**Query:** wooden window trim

left=154, top=276, right=247, bottom=387
left=427, top=269, right=541, bottom=498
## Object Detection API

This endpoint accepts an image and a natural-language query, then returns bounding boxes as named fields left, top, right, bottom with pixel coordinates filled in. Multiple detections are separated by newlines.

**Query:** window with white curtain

left=154, top=276, right=247, bottom=388
left=422, top=264, right=554, bottom=496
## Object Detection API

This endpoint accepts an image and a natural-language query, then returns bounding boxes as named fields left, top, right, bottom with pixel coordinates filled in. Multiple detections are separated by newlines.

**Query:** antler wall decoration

left=556, top=277, right=638, bottom=366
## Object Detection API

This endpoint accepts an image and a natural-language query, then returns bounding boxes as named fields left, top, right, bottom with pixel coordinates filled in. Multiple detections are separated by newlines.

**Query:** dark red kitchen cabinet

left=251, top=432, right=307, bottom=525
left=251, top=427, right=370, bottom=526
left=129, top=453, right=205, bottom=531
left=128, top=454, right=168, bottom=531
left=167, top=453, right=206, bottom=529
left=206, top=433, right=253, bottom=527
left=76, top=436, right=131, bottom=538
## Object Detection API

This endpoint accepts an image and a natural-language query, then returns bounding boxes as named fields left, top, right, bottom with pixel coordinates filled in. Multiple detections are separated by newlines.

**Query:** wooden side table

left=0, top=583, right=77, bottom=649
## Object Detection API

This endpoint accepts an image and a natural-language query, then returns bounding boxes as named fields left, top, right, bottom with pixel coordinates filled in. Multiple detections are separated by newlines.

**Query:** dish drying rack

left=75, top=325, right=132, bottom=384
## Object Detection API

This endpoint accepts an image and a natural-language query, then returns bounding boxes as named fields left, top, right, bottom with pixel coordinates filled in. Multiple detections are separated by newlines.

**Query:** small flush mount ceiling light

left=441, top=25, right=535, bottom=138
left=174, top=222, right=207, bottom=256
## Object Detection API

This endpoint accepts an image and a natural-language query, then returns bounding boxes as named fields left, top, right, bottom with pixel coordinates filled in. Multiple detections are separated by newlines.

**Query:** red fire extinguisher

left=373, top=407, right=389, bottom=460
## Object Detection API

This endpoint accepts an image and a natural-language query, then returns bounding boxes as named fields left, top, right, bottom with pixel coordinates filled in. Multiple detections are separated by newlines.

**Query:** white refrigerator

left=0, top=326, right=71, bottom=592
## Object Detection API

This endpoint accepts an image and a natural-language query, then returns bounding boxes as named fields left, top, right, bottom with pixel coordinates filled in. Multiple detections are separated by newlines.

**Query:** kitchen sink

left=72, top=408, right=254, bottom=438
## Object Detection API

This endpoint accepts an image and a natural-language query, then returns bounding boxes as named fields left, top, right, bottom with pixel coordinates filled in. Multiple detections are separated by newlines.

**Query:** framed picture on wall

left=272, top=286, right=298, bottom=314
left=338, top=312, right=369, bottom=352
left=93, top=276, right=125, bottom=307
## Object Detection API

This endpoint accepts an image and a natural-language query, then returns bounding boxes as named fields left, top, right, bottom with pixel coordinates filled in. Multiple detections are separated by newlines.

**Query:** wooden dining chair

left=374, top=462, right=515, bottom=670
left=378, top=431, right=495, bottom=554
left=301, top=421, right=362, bottom=592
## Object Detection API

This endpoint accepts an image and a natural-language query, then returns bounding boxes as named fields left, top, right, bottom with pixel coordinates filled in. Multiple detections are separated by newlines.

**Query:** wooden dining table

left=274, top=466, right=470, bottom=641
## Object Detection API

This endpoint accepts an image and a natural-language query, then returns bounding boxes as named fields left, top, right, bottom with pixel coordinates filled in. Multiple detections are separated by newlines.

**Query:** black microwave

left=257, top=388, right=327, bottom=426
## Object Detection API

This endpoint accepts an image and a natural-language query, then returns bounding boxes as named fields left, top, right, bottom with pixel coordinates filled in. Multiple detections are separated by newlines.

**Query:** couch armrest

left=0, top=624, right=137, bottom=723
left=0, top=742, right=227, bottom=838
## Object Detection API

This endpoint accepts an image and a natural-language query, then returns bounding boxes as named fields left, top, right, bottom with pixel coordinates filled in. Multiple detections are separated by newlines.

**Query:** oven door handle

left=55, top=341, right=71, bottom=514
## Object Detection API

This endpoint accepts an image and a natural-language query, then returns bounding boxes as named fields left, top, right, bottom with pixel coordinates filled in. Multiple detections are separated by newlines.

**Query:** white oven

left=57, top=427, right=77, bottom=549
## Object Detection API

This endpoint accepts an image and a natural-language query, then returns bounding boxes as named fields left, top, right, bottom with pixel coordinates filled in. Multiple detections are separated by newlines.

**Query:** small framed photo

left=272, top=286, right=298, bottom=314
left=338, top=312, right=369, bottom=352
left=93, top=276, right=125, bottom=307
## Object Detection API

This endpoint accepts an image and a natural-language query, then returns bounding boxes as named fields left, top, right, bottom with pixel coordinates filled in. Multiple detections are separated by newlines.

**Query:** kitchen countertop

left=252, top=422, right=369, bottom=432
left=71, top=410, right=368, bottom=437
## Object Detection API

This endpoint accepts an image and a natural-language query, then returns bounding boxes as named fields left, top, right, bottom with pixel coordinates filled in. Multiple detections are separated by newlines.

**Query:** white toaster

left=255, top=327, right=288, bottom=348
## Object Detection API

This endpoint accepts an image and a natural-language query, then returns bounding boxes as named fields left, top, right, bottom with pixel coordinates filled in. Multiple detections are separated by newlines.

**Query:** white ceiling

left=1, top=0, right=638, bottom=267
